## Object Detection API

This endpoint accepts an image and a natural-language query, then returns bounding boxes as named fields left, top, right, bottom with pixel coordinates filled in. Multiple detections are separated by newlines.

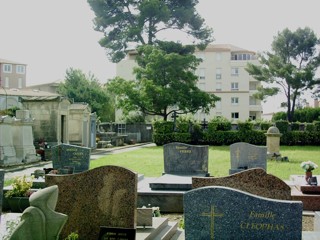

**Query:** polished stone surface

left=290, top=175, right=320, bottom=211
left=163, top=142, right=208, bottom=175
left=229, top=142, right=267, bottom=174
left=46, top=166, right=137, bottom=240
left=192, top=168, right=292, bottom=200
left=184, top=186, right=303, bottom=240
left=51, top=143, right=91, bottom=173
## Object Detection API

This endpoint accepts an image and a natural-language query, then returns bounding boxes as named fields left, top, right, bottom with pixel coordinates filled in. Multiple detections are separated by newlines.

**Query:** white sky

left=0, top=0, right=319, bottom=113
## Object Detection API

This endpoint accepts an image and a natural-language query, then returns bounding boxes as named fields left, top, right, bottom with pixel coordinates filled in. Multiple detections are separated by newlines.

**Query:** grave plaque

left=163, top=142, right=209, bottom=175
left=46, top=166, right=137, bottom=240
left=98, top=227, right=136, bottom=240
left=0, top=169, right=4, bottom=218
left=229, top=142, right=267, bottom=174
left=51, top=144, right=90, bottom=173
left=184, top=186, right=303, bottom=240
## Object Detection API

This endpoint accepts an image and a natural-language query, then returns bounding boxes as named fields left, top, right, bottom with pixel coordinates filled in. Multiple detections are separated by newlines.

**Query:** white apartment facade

left=116, top=44, right=262, bottom=122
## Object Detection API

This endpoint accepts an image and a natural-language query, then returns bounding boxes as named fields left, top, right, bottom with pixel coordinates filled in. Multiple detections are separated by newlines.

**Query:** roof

left=69, top=103, right=90, bottom=110
left=26, top=79, right=64, bottom=88
left=197, top=44, right=256, bottom=54
left=0, top=58, right=26, bottom=65
left=0, top=88, right=60, bottom=97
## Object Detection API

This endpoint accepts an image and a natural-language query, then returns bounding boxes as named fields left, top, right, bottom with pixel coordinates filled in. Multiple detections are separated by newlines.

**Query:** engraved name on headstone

left=51, top=144, right=91, bottom=173
left=184, top=186, right=302, bottom=240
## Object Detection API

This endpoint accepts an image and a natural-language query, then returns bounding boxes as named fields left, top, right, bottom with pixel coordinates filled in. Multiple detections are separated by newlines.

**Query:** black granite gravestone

left=51, top=144, right=90, bottom=173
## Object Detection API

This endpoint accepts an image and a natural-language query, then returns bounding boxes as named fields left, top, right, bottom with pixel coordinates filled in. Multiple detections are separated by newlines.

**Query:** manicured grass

left=90, top=145, right=320, bottom=180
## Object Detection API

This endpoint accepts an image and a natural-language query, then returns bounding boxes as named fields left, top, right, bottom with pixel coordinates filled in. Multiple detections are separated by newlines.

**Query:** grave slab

left=184, top=186, right=303, bottom=240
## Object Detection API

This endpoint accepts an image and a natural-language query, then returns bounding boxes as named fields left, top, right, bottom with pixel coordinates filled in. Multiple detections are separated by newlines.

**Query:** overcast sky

left=1, top=0, right=319, bottom=113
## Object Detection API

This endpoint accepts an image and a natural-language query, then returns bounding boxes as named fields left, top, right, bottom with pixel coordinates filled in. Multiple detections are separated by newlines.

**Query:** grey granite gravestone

left=45, top=165, right=137, bottom=240
left=149, top=142, right=209, bottom=191
left=184, top=186, right=303, bottom=240
left=229, top=142, right=267, bottom=174
left=51, top=143, right=91, bottom=173
left=163, top=142, right=209, bottom=175
left=0, top=169, right=4, bottom=218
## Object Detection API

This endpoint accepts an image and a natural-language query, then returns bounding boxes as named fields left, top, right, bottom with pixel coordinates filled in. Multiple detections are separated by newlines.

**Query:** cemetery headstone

left=229, top=142, right=267, bottom=174
left=0, top=169, right=4, bottom=218
left=184, top=186, right=303, bottom=240
left=51, top=143, right=91, bottom=173
left=163, top=142, right=209, bottom=176
left=192, top=168, right=291, bottom=200
left=45, top=165, right=137, bottom=240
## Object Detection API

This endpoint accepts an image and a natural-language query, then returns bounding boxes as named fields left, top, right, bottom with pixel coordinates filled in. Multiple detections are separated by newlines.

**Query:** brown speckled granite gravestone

left=192, top=168, right=291, bottom=200
left=46, top=166, right=137, bottom=240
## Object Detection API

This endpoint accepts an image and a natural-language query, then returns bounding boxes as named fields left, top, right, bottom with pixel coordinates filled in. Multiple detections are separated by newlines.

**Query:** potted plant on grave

left=300, top=160, right=318, bottom=184
left=5, top=175, right=34, bottom=212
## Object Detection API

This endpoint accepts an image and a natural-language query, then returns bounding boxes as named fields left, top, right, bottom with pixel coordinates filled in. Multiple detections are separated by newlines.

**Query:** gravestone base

left=150, top=173, right=209, bottom=191
left=0, top=146, right=17, bottom=166
left=289, top=175, right=320, bottom=211
left=138, top=176, right=184, bottom=213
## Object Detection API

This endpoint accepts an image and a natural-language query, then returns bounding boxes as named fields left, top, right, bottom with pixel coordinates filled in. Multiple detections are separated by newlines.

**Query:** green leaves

left=107, top=43, right=219, bottom=120
left=88, top=0, right=213, bottom=62
left=246, top=27, right=320, bottom=122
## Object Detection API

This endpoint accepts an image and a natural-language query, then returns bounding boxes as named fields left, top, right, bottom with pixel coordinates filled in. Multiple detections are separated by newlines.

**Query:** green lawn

left=90, top=145, right=320, bottom=180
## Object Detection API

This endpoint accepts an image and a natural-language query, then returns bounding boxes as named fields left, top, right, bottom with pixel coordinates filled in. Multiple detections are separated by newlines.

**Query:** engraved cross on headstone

left=200, top=205, right=224, bottom=240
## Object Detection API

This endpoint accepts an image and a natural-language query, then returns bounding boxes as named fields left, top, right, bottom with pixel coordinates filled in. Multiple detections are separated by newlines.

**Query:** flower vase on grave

left=305, top=171, right=312, bottom=184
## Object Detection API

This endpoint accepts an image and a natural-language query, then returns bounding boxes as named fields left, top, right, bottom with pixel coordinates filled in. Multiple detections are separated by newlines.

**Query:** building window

left=196, top=52, right=205, bottom=61
left=216, top=53, right=222, bottom=61
left=216, top=82, right=222, bottom=91
left=215, top=101, right=221, bottom=109
left=231, top=53, right=253, bottom=61
left=231, top=67, right=239, bottom=76
left=216, top=68, right=221, bottom=80
left=16, top=65, right=25, bottom=74
left=231, top=112, right=239, bottom=119
left=198, top=82, right=206, bottom=91
left=198, top=68, right=205, bottom=80
left=5, top=77, right=9, bottom=88
left=231, top=97, right=239, bottom=105
left=18, top=78, right=22, bottom=88
left=3, top=64, right=12, bottom=73
left=231, top=82, right=239, bottom=90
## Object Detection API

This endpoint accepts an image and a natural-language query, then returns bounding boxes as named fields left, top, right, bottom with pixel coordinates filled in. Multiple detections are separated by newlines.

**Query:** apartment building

left=0, top=58, right=27, bottom=89
left=116, top=44, right=262, bottom=122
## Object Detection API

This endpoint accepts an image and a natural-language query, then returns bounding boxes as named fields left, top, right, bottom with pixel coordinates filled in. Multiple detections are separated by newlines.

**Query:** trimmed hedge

left=152, top=119, right=320, bottom=146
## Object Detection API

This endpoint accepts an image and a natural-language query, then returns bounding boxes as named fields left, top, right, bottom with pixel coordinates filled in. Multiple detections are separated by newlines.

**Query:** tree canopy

left=246, top=27, right=320, bottom=122
left=107, top=42, right=220, bottom=120
left=57, top=68, right=115, bottom=122
left=87, top=0, right=213, bottom=62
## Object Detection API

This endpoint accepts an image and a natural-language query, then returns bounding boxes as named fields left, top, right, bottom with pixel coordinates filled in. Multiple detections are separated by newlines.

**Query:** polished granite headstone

left=0, top=169, right=4, bottom=218
left=184, top=186, right=303, bottom=240
left=163, top=142, right=209, bottom=175
left=51, top=143, right=91, bottom=173
left=229, top=142, right=267, bottom=174
left=192, top=168, right=291, bottom=200
left=46, top=166, right=137, bottom=240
